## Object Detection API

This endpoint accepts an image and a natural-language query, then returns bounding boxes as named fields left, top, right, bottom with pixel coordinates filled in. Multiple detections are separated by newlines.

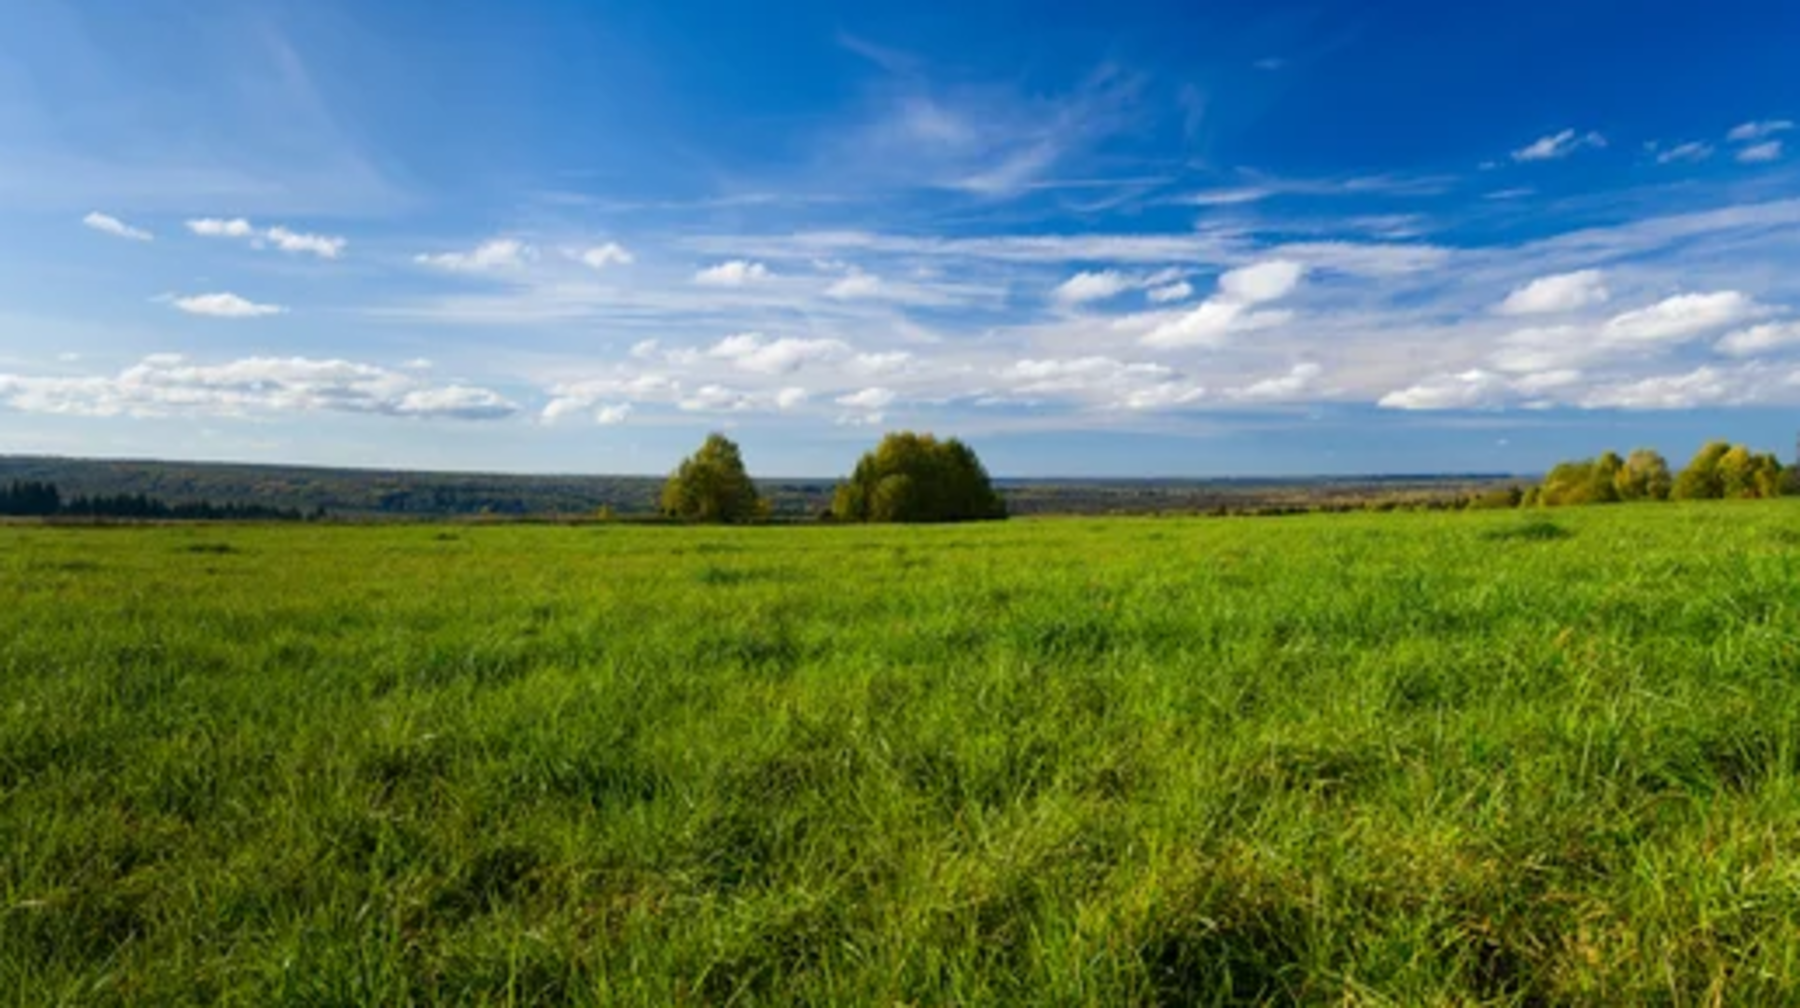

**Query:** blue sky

left=3, top=0, right=1800, bottom=477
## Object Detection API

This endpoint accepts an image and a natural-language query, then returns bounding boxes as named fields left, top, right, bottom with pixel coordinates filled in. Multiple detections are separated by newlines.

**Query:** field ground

left=5, top=505, right=1800, bottom=1004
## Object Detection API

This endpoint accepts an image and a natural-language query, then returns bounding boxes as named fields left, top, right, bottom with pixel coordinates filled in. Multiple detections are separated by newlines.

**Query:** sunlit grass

left=4, top=505, right=1800, bottom=1004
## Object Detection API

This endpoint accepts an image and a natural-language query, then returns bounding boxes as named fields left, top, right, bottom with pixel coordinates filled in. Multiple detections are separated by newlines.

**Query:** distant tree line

left=1467, top=441, right=1786, bottom=510
left=0, top=480, right=313, bottom=521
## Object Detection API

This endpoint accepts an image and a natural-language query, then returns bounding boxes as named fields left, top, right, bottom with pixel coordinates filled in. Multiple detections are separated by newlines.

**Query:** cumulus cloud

left=1490, top=292, right=1757, bottom=373
left=1603, top=291, right=1756, bottom=343
left=1727, top=120, right=1794, bottom=142
left=82, top=212, right=152, bottom=242
left=569, top=243, right=635, bottom=270
left=1577, top=367, right=1738, bottom=410
left=1218, top=260, right=1305, bottom=303
left=188, top=218, right=256, bottom=238
left=706, top=332, right=848, bottom=375
left=694, top=260, right=771, bottom=286
left=1717, top=321, right=1800, bottom=357
left=416, top=239, right=534, bottom=272
left=1138, top=260, right=1305, bottom=349
left=0, top=355, right=518, bottom=421
left=266, top=227, right=346, bottom=259
left=169, top=293, right=287, bottom=318
left=1497, top=270, right=1610, bottom=315
left=1512, top=129, right=1607, bottom=162
left=1737, top=141, right=1783, bottom=164
left=1052, top=270, right=1134, bottom=305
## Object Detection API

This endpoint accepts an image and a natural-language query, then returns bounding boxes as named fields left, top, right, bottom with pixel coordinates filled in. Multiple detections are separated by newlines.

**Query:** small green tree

left=1614, top=449, right=1673, bottom=501
left=1752, top=453, right=1785, bottom=498
left=832, top=432, right=1006, bottom=523
left=661, top=433, right=765, bottom=523
left=1673, top=441, right=1732, bottom=500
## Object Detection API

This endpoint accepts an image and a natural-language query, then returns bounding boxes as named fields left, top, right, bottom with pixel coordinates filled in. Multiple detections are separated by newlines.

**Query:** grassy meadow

left=5, top=505, right=1800, bottom=1004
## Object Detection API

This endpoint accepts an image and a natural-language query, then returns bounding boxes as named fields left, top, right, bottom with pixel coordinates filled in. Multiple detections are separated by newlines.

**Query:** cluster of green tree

left=829, top=433, right=1006, bottom=523
left=660, top=432, right=1007, bottom=524
left=0, top=480, right=311, bottom=521
left=1477, top=442, right=1785, bottom=510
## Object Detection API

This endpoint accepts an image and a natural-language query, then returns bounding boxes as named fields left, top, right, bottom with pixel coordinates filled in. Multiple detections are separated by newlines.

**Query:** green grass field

left=5, top=505, right=1800, bottom=1005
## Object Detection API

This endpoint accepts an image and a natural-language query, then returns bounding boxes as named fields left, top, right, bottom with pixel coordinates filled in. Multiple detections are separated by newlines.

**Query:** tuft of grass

left=4, top=503, right=1800, bottom=1003
left=1484, top=516, right=1572, bottom=542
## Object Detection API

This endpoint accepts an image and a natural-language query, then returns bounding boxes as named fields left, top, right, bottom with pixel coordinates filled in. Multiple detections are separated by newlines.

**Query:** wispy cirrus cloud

left=1727, top=120, right=1794, bottom=143
left=82, top=211, right=152, bottom=242
left=1513, top=129, right=1607, bottom=162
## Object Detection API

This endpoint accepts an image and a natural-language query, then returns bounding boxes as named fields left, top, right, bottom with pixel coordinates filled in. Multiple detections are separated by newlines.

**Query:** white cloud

left=265, top=226, right=346, bottom=259
left=1490, top=326, right=1592, bottom=373
left=416, top=239, right=534, bottom=272
left=1738, top=141, right=1783, bottom=164
left=0, top=355, right=517, bottom=421
left=679, top=384, right=757, bottom=412
left=1147, top=281, right=1193, bottom=304
left=1378, top=370, right=1512, bottom=410
left=1118, top=382, right=1207, bottom=411
left=170, top=292, right=287, bottom=318
left=82, top=212, right=152, bottom=242
left=596, top=403, right=633, bottom=425
left=694, top=260, right=771, bottom=286
left=1052, top=270, right=1134, bottom=305
left=1513, top=129, right=1607, bottom=162
left=1577, top=367, right=1738, bottom=410
left=837, top=387, right=897, bottom=411
left=1603, top=291, right=1755, bottom=343
left=853, top=351, right=913, bottom=375
left=1497, top=270, right=1610, bottom=315
left=1727, top=120, right=1794, bottom=142
left=775, top=387, right=810, bottom=410
left=706, top=332, right=848, bottom=375
left=1218, top=260, right=1306, bottom=303
left=1139, top=260, right=1305, bottom=349
left=1655, top=142, right=1713, bottom=165
left=825, top=270, right=884, bottom=299
left=188, top=218, right=256, bottom=238
left=188, top=218, right=345, bottom=258
left=1717, top=322, right=1800, bottom=357
left=1007, top=357, right=1172, bottom=393
left=394, top=385, right=516, bottom=420
left=1182, top=187, right=1272, bottom=206
left=570, top=243, right=635, bottom=270
left=1490, top=292, right=1758, bottom=373
left=1232, top=363, right=1323, bottom=402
